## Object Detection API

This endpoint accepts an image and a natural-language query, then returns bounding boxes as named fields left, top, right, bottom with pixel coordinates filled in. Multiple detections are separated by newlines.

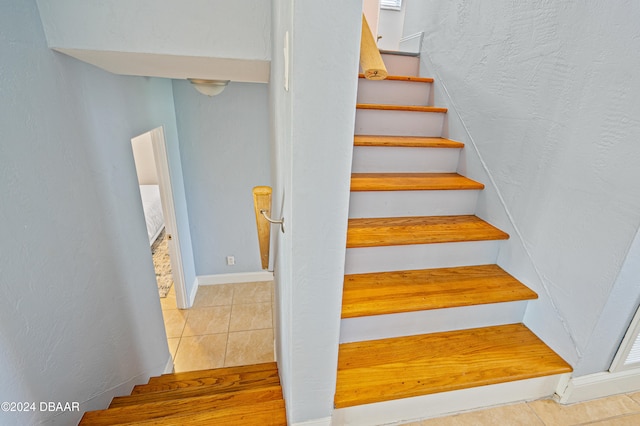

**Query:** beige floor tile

left=225, top=329, right=274, bottom=367
left=229, top=302, right=273, bottom=331
left=585, top=412, right=640, bottom=425
left=182, top=306, right=231, bottom=336
left=627, top=392, right=640, bottom=405
left=173, top=334, right=227, bottom=372
left=167, top=338, right=180, bottom=359
left=193, top=284, right=234, bottom=307
left=233, top=281, right=273, bottom=304
left=162, top=309, right=188, bottom=339
left=421, top=403, right=543, bottom=426
left=528, top=395, right=640, bottom=426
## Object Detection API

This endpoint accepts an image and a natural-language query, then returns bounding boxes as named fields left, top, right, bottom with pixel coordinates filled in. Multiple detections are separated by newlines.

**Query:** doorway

left=131, top=127, right=187, bottom=309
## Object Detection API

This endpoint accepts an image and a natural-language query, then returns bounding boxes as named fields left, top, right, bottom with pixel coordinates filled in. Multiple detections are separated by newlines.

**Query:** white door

left=132, top=127, right=188, bottom=309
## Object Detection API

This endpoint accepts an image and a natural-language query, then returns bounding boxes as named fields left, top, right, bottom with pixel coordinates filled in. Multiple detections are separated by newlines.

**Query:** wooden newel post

left=252, top=186, right=272, bottom=270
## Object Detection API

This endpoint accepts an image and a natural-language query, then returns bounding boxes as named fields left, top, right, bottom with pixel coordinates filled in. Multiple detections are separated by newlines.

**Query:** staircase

left=333, top=53, right=572, bottom=424
left=79, top=362, right=286, bottom=425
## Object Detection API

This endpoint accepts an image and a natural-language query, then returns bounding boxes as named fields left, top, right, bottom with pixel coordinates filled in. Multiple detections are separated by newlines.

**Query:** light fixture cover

left=188, top=79, right=230, bottom=96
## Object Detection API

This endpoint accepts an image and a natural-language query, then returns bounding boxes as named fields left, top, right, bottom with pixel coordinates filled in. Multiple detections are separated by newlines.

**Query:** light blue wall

left=269, top=0, right=361, bottom=423
left=404, top=1, right=640, bottom=375
left=172, top=80, right=271, bottom=275
left=37, top=0, right=271, bottom=60
left=0, top=2, right=185, bottom=424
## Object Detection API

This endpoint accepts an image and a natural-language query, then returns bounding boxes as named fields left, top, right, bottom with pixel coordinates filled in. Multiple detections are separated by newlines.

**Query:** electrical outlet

left=226, top=256, right=235, bottom=266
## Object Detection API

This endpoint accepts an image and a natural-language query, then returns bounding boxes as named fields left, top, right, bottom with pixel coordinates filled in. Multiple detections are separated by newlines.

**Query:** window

left=381, top=0, right=402, bottom=11
left=610, top=306, right=640, bottom=371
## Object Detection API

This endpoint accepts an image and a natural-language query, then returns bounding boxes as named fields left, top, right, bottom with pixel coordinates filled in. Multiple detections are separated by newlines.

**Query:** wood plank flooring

left=335, top=324, right=572, bottom=408
left=358, top=73, right=434, bottom=83
left=346, top=215, right=509, bottom=248
left=354, top=135, right=464, bottom=148
left=342, top=265, right=538, bottom=318
left=351, top=172, right=484, bottom=191
left=79, top=362, right=286, bottom=425
left=357, top=103, right=448, bottom=113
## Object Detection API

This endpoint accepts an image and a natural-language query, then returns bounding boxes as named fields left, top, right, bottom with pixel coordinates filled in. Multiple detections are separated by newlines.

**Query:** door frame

left=148, top=126, right=188, bottom=309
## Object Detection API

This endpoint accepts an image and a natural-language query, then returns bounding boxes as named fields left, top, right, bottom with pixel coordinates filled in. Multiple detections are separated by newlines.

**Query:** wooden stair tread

left=106, top=399, right=287, bottom=426
left=357, top=103, right=447, bottom=113
left=132, top=367, right=279, bottom=395
left=148, top=362, right=277, bottom=385
left=80, top=386, right=282, bottom=425
left=136, top=363, right=278, bottom=395
left=346, top=215, right=509, bottom=248
left=354, top=135, right=464, bottom=148
left=110, top=373, right=280, bottom=408
left=342, top=265, right=537, bottom=318
left=351, top=173, right=484, bottom=191
left=335, top=323, right=572, bottom=408
left=358, top=73, right=434, bottom=83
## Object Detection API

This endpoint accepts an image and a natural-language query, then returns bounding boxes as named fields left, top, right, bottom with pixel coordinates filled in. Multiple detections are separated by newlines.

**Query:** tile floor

left=160, top=281, right=274, bottom=373
left=401, top=392, right=640, bottom=425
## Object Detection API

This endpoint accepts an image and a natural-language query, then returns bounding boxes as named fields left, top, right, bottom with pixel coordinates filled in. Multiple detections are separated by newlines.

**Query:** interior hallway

left=160, top=281, right=275, bottom=372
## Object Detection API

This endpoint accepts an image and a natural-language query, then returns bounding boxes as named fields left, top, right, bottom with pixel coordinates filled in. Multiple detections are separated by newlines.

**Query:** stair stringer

left=332, top=374, right=569, bottom=426
left=416, top=51, right=579, bottom=369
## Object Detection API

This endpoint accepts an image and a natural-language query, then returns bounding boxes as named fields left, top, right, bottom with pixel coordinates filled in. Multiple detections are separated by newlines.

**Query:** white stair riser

left=344, top=241, right=501, bottom=275
left=340, top=303, right=527, bottom=344
left=355, top=109, right=444, bottom=137
left=380, top=53, right=420, bottom=76
left=357, top=79, right=431, bottom=106
left=352, top=146, right=460, bottom=173
left=332, top=374, right=568, bottom=426
left=349, top=190, right=479, bottom=218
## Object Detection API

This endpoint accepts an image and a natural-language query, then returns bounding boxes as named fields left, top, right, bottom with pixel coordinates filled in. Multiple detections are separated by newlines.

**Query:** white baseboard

left=188, top=276, right=199, bottom=307
left=163, top=355, right=174, bottom=374
left=556, top=368, right=640, bottom=404
left=197, top=271, right=274, bottom=286
left=292, top=417, right=332, bottom=426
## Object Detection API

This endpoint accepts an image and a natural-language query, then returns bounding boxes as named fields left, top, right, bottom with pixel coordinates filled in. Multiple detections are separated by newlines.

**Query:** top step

left=381, top=52, right=420, bottom=76
left=357, top=74, right=433, bottom=106
left=358, top=74, right=433, bottom=83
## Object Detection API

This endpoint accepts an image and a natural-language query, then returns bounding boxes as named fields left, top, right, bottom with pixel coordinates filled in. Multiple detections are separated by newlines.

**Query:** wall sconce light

left=188, top=79, right=230, bottom=96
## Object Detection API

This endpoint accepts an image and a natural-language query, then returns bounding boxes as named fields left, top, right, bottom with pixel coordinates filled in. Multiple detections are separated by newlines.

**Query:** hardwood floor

left=80, top=363, right=286, bottom=425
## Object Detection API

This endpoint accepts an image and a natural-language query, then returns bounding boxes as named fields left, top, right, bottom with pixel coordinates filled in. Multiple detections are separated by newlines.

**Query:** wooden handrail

left=360, top=14, right=388, bottom=80
left=252, top=186, right=272, bottom=270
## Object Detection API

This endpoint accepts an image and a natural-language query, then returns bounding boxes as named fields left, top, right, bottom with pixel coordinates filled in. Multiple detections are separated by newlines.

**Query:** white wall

left=377, top=1, right=407, bottom=51
left=270, top=0, right=361, bottom=423
left=131, top=133, right=159, bottom=185
left=37, top=0, right=271, bottom=59
left=36, top=0, right=271, bottom=83
left=0, top=2, right=188, bottom=424
left=405, top=1, right=640, bottom=375
left=172, top=80, right=271, bottom=275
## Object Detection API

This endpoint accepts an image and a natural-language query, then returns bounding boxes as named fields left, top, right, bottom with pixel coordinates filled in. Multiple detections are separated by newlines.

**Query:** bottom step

left=335, top=323, right=572, bottom=409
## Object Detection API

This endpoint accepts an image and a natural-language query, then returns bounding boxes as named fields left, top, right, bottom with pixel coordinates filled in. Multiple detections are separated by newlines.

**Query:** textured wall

left=173, top=80, right=271, bottom=275
left=269, top=0, right=361, bottom=422
left=0, top=2, right=183, bottom=424
left=405, top=1, right=640, bottom=375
